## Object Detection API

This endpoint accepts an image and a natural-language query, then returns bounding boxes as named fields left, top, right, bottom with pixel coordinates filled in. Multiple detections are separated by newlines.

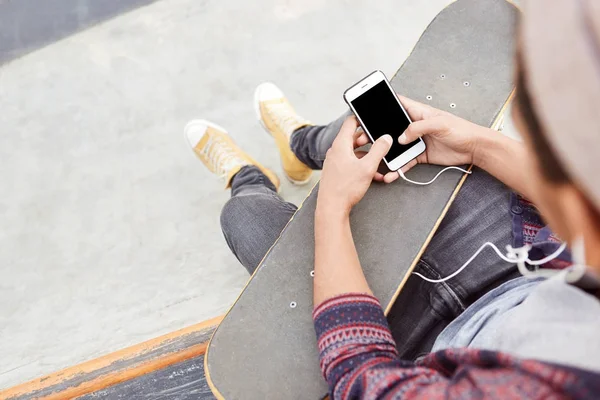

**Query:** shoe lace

left=266, top=100, right=308, bottom=137
left=201, top=135, right=245, bottom=179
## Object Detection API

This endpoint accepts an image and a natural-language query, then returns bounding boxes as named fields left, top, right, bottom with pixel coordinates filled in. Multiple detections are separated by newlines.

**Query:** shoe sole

left=183, top=119, right=281, bottom=193
left=253, top=84, right=312, bottom=186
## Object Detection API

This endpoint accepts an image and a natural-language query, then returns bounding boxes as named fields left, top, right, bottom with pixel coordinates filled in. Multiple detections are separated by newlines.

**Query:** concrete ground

left=0, top=0, right=520, bottom=389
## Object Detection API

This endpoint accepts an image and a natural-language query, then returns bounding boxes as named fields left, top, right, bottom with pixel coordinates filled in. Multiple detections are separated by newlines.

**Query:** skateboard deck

left=206, top=0, right=518, bottom=398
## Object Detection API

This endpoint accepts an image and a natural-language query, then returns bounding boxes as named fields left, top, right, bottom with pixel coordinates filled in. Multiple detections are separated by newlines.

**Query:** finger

left=397, top=95, right=446, bottom=121
left=354, top=132, right=370, bottom=149
left=382, top=159, right=417, bottom=183
left=400, top=159, right=418, bottom=173
left=354, top=150, right=368, bottom=159
left=357, top=151, right=384, bottom=181
left=398, top=116, right=447, bottom=145
left=351, top=125, right=365, bottom=144
left=415, top=151, right=428, bottom=165
left=363, top=135, right=393, bottom=167
left=383, top=171, right=400, bottom=183
left=334, top=116, right=360, bottom=149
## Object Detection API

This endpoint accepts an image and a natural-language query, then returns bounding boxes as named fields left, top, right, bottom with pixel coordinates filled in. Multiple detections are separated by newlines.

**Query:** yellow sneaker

left=184, top=119, right=280, bottom=190
left=254, top=82, right=313, bottom=185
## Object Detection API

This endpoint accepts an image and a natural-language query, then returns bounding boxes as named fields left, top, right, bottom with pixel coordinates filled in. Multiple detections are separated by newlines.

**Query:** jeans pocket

left=417, top=259, right=466, bottom=317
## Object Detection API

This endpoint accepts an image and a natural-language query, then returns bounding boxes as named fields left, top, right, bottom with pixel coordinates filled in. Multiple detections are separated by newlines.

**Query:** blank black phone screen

left=351, top=81, right=418, bottom=163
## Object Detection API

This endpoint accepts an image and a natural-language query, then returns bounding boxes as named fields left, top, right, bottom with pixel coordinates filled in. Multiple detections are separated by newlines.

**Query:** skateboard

left=206, top=0, right=518, bottom=398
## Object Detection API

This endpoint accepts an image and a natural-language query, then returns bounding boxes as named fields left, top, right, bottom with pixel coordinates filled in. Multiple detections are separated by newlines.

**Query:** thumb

left=363, top=134, right=393, bottom=167
left=398, top=117, right=446, bottom=144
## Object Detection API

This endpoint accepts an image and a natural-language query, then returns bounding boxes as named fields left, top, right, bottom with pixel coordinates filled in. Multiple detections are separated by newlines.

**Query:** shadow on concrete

left=0, top=0, right=159, bottom=65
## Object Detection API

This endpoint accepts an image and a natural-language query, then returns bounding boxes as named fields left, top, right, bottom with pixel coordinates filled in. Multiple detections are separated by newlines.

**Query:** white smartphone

left=344, top=70, right=426, bottom=171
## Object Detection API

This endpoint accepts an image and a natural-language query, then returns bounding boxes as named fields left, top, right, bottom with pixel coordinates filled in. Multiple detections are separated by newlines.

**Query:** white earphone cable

left=398, top=163, right=568, bottom=282
left=398, top=166, right=472, bottom=185
left=412, top=241, right=568, bottom=283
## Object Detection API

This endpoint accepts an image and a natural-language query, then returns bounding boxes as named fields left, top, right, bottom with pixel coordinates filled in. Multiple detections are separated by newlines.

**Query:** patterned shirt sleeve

left=312, top=292, right=598, bottom=399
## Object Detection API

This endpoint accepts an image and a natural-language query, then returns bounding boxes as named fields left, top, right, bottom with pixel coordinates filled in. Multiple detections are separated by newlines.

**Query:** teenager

left=185, top=0, right=600, bottom=397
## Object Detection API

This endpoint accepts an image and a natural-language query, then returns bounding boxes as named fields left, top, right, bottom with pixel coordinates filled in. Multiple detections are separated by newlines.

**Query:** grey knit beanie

left=522, top=0, right=600, bottom=209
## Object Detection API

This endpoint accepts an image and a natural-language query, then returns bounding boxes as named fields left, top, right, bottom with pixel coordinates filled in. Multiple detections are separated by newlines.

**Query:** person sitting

left=184, top=0, right=600, bottom=397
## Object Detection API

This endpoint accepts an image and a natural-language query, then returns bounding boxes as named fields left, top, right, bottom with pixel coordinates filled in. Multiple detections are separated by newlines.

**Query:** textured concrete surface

left=0, top=0, right=520, bottom=389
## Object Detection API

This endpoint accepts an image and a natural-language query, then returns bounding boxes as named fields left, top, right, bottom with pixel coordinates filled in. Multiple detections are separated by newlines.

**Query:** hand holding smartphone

left=344, top=70, right=426, bottom=171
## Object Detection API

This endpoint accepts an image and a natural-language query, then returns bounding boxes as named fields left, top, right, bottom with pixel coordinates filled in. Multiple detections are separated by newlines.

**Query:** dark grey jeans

left=220, top=112, right=520, bottom=360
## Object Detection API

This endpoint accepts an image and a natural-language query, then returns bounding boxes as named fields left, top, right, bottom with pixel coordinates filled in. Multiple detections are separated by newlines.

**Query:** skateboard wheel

left=310, top=270, right=315, bottom=277
left=450, top=103, right=456, bottom=108
left=464, top=81, right=470, bottom=87
left=426, top=95, right=433, bottom=101
left=289, top=302, right=297, bottom=308
left=440, top=74, right=446, bottom=79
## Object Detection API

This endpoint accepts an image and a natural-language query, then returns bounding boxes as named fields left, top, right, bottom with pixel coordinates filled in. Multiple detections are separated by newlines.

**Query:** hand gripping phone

left=344, top=70, right=426, bottom=171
